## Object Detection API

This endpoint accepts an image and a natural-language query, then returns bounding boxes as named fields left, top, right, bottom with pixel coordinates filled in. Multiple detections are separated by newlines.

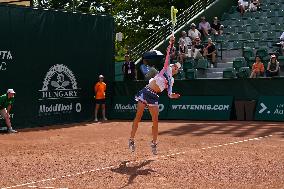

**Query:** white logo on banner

left=0, top=51, right=13, bottom=71
left=259, top=102, right=284, bottom=115
left=259, top=103, right=268, bottom=114
left=114, top=103, right=165, bottom=112
left=38, top=64, right=81, bottom=115
left=171, top=104, right=230, bottom=111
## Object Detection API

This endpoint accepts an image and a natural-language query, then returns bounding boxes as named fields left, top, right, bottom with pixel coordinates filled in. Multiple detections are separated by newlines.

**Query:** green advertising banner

left=110, top=96, right=233, bottom=120
left=0, top=5, right=114, bottom=129
left=167, top=96, right=233, bottom=120
left=255, top=96, right=284, bottom=121
left=110, top=96, right=169, bottom=120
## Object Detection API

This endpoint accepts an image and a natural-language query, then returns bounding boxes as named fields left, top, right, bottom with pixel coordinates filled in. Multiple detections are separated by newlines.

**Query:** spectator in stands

left=122, top=54, right=136, bottom=81
left=249, top=0, right=261, bottom=11
left=203, top=38, right=217, bottom=68
left=94, top=75, right=107, bottom=122
left=280, top=31, right=284, bottom=55
left=188, top=23, right=201, bottom=41
left=0, top=89, right=17, bottom=133
left=266, top=54, right=280, bottom=77
left=250, top=55, right=265, bottom=78
left=219, top=25, right=224, bottom=35
left=237, top=0, right=249, bottom=16
left=198, top=16, right=211, bottom=37
left=188, top=37, right=204, bottom=60
left=140, top=59, right=158, bottom=81
left=178, top=39, right=189, bottom=64
left=169, top=36, right=177, bottom=64
left=211, top=17, right=222, bottom=36
left=178, top=31, right=192, bottom=48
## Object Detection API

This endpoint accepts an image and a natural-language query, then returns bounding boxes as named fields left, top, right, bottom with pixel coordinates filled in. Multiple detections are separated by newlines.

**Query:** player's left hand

left=170, top=93, right=180, bottom=99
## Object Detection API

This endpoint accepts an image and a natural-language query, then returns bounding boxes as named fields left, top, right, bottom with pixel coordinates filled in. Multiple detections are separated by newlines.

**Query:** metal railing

left=130, top=0, right=217, bottom=63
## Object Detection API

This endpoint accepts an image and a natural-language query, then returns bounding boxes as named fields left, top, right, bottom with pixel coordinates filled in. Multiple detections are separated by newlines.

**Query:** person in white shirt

left=280, top=32, right=284, bottom=41
left=249, top=0, right=260, bottom=12
left=237, top=0, right=248, bottom=16
left=188, top=23, right=201, bottom=41
left=178, top=31, right=192, bottom=48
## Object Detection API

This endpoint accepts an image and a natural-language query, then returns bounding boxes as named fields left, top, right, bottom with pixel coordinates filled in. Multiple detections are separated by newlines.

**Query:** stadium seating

left=183, top=59, right=194, bottom=70
left=223, top=68, right=237, bottom=78
left=233, top=57, right=247, bottom=72
left=195, top=59, right=209, bottom=69
left=185, top=69, right=197, bottom=79
left=237, top=67, right=251, bottom=78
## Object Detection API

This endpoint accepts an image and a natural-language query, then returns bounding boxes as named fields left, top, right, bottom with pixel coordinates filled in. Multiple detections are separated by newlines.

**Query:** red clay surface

left=0, top=121, right=284, bottom=189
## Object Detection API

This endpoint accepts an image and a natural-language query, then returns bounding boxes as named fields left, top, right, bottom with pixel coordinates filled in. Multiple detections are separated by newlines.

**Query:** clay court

left=0, top=121, right=284, bottom=189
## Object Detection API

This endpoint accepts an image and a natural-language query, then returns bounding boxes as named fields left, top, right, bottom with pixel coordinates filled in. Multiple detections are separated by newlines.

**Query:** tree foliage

left=33, top=0, right=194, bottom=52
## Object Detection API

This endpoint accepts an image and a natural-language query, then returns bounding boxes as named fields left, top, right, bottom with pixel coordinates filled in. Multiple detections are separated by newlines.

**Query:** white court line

left=28, top=186, right=68, bottom=189
left=1, top=135, right=273, bottom=189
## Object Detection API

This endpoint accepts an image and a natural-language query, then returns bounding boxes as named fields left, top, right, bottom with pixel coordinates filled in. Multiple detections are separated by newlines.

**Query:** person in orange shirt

left=94, top=75, right=107, bottom=122
left=250, top=55, right=265, bottom=78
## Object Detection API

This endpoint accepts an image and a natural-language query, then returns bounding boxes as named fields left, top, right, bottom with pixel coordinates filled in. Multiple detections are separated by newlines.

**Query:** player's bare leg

left=129, top=101, right=146, bottom=152
left=148, top=105, right=159, bottom=155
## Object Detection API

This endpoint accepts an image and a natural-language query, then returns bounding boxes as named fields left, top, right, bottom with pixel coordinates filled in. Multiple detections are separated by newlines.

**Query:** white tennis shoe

left=128, top=139, right=135, bottom=152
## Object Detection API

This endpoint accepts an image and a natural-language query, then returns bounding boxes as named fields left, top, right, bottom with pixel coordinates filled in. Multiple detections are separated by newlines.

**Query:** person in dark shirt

left=211, top=17, right=221, bottom=36
left=188, top=37, right=204, bottom=60
left=266, top=54, right=280, bottom=77
left=203, top=38, right=217, bottom=67
left=122, top=54, right=136, bottom=81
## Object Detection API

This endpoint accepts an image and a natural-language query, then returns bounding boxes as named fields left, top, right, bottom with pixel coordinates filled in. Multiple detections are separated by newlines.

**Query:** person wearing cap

left=94, top=75, right=107, bottom=122
left=122, top=54, right=136, bottom=81
left=188, top=23, right=201, bottom=41
left=128, top=38, right=181, bottom=155
left=0, top=89, right=17, bottom=133
left=266, top=54, right=280, bottom=77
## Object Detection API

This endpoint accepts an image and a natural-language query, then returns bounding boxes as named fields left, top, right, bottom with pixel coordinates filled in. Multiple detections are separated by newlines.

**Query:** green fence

left=111, top=79, right=284, bottom=121
left=0, top=5, right=114, bottom=129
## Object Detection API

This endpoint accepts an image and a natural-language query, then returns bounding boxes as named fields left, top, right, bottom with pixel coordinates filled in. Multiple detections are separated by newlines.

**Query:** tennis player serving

left=129, top=36, right=181, bottom=155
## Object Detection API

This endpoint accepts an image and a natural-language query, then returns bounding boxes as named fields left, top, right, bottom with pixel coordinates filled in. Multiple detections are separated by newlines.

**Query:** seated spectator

left=178, top=39, right=189, bottom=64
left=178, top=31, right=192, bottom=48
left=188, top=37, right=204, bottom=60
left=249, top=0, right=261, bottom=11
left=188, top=23, right=201, bottom=41
left=250, top=55, right=264, bottom=78
left=198, top=16, right=211, bottom=37
left=266, top=54, right=280, bottom=77
left=280, top=31, right=284, bottom=55
left=219, top=25, right=224, bottom=35
left=211, top=17, right=222, bottom=36
left=169, top=36, right=177, bottom=64
left=203, top=38, right=217, bottom=68
left=237, top=0, right=249, bottom=16
left=122, top=54, right=136, bottom=81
